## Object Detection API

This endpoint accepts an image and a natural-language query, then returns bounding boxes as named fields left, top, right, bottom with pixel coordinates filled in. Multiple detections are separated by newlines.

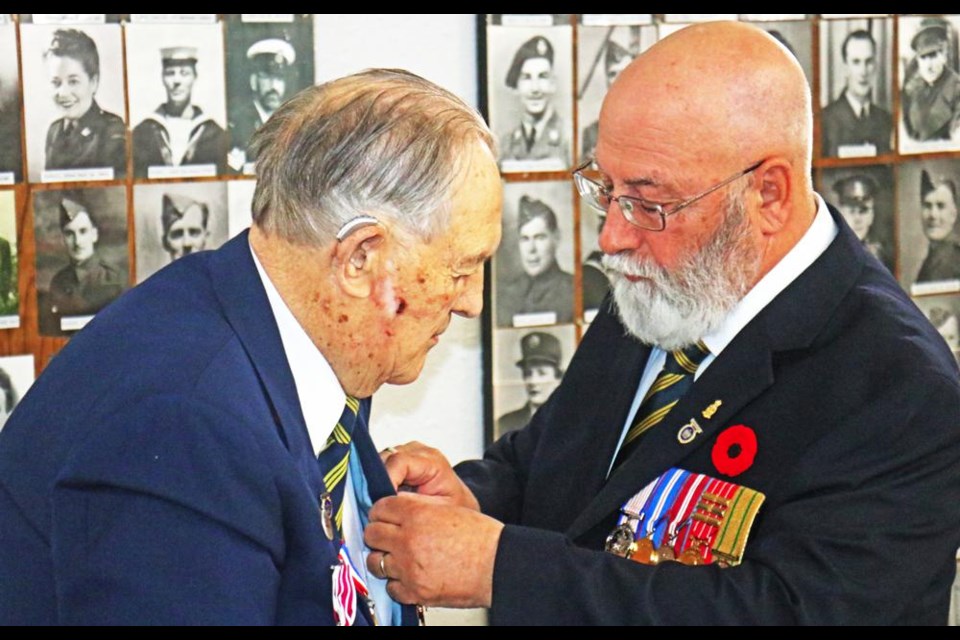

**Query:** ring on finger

left=379, top=553, right=389, bottom=580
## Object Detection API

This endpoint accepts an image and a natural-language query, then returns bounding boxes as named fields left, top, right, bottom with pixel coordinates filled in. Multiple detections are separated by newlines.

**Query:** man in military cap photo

left=902, top=17, right=960, bottom=144
left=132, top=46, right=227, bottom=177
left=581, top=40, right=634, bottom=164
left=227, top=38, right=296, bottom=172
left=917, top=169, right=960, bottom=283
left=40, top=194, right=126, bottom=334
left=499, top=34, right=570, bottom=168
left=497, top=331, right=564, bottom=437
left=496, top=195, right=574, bottom=327
left=160, top=193, right=211, bottom=262
left=822, top=29, right=892, bottom=158
left=831, top=173, right=893, bottom=271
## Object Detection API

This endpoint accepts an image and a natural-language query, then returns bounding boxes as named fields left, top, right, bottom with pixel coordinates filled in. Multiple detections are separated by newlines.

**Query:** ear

left=332, top=224, right=387, bottom=299
left=754, top=160, right=791, bottom=236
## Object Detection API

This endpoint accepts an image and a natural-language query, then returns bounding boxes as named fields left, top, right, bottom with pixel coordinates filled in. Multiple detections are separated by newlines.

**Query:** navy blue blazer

left=0, top=232, right=417, bottom=625
left=458, top=206, right=960, bottom=625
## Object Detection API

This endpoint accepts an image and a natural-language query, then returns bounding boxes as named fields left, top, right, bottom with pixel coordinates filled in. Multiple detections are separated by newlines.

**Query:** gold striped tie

left=318, top=395, right=360, bottom=537
left=613, top=341, right=710, bottom=469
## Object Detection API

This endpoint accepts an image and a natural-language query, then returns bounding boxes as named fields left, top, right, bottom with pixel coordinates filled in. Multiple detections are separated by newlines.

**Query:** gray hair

left=249, top=68, right=495, bottom=244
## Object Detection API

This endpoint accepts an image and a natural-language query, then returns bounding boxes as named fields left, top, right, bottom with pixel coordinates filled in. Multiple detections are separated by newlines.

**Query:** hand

left=364, top=493, right=503, bottom=608
left=380, top=442, right=480, bottom=511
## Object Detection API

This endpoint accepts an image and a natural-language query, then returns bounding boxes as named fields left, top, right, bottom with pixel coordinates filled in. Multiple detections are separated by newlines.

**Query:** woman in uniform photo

left=43, top=29, right=126, bottom=177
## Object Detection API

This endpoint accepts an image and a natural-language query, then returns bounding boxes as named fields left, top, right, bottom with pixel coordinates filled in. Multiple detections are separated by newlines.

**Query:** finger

left=363, top=519, right=403, bottom=553
left=365, top=551, right=385, bottom=580
left=385, top=579, right=419, bottom=606
left=378, top=445, right=399, bottom=465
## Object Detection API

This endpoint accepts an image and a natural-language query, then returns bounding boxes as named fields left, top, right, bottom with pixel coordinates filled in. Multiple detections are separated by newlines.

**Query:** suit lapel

left=566, top=204, right=867, bottom=541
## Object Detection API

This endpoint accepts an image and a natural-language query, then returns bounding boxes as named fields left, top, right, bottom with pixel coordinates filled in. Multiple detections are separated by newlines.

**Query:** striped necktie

left=613, top=341, right=710, bottom=469
left=318, top=395, right=360, bottom=539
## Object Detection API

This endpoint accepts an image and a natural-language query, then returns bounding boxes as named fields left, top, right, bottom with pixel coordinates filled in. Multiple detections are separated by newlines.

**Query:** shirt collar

left=701, top=193, right=838, bottom=358
left=249, top=238, right=346, bottom=457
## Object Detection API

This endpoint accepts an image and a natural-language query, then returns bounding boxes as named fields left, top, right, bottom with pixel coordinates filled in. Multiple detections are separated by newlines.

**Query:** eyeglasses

left=573, top=158, right=764, bottom=231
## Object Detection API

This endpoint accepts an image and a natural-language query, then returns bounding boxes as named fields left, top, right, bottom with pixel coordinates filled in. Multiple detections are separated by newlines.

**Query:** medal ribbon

left=332, top=544, right=370, bottom=626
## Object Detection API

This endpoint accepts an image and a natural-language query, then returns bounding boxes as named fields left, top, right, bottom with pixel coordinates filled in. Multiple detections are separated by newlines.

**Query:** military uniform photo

left=225, top=15, right=314, bottom=174
left=495, top=181, right=575, bottom=328
left=33, top=188, right=128, bottom=337
left=0, top=23, right=23, bottom=183
left=819, top=166, right=895, bottom=274
left=486, top=19, right=573, bottom=173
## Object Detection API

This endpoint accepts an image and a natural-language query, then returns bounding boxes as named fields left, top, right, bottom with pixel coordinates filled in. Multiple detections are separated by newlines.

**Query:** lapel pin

left=702, top=400, right=722, bottom=420
left=677, top=418, right=703, bottom=445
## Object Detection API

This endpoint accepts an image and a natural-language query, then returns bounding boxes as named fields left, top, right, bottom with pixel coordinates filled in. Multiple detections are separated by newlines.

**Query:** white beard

left=602, top=189, right=760, bottom=351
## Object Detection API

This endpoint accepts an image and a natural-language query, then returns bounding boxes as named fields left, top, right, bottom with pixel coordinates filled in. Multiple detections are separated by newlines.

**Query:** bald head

left=600, top=22, right=812, bottom=188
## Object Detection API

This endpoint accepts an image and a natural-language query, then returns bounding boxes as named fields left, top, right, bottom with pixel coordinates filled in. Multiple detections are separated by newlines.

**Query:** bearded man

left=361, top=22, right=960, bottom=625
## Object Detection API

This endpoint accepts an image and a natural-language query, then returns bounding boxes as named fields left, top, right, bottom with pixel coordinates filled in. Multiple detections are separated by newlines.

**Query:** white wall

left=314, top=14, right=486, bottom=466
left=314, top=15, right=487, bottom=626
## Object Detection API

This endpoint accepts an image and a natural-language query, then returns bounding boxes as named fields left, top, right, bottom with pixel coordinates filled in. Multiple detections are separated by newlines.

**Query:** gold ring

left=379, top=554, right=389, bottom=580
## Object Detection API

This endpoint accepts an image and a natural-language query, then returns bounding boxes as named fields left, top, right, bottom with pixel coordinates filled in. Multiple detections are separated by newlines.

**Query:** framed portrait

left=0, top=191, right=19, bottom=328
left=20, top=15, right=124, bottom=25
left=125, top=21, right=228, bottom=179
left=897, top=14, right=960, bottom=155
left=486, top=15, right=574, bottom=174
left=897, top=158, right=960, bottom=295
left=913, top=293, right=960, bottom=363
left=819, top=16, right=894, bottom=159
left=133, top=181, right=229, bottom=283
left=494, top=180, right=575, bottom=328
left=579, top=190, right=608, bottom=323
left=576, top=21, right=657, bottom=165
left=492, top=325, right=575, bottom=440
left=227, top=178, right=256, bottom=238
left=33, top=186, right=129, bottom=336
left=751, top=19, right=814, bottom=87
left=0, top=354, right=35, bottom=433
left=662, top=15, right=737, bottom=23
left=20, top=23, right=127, bottom=183
left=741, top=15, right=808, bottom=21
left=818, top=164, right=895, bottom=274
left=224, top=14, right=315, bottom=175
left=0, top=23, right=22, bottom=184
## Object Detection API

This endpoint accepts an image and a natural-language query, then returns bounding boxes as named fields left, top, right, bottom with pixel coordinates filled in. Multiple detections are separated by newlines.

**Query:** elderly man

left=228, top=38, right=296, bottom=172
left=902, top=17, right=960, bottom=143
left=0, top=69, right=502, bottom=625
left=499, top=35, right=569, bottom=167
left=917, top=169, right=960, bottom=283
left=496, top=195, right=574, bottom=326
left=367, top=23, right=960, bottom=625
left=132, top=46, right=227, bottom=177
left=160, top=193, right=211, bottom=261
left=497, top=331, right=564, bottom=437
left=821, top=29, right=892, bottom=158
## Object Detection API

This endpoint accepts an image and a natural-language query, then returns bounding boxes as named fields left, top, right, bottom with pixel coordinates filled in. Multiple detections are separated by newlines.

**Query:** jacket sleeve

left=50, top=395, right=285, bottom=624
left=482, top=371, right=960, bottom=625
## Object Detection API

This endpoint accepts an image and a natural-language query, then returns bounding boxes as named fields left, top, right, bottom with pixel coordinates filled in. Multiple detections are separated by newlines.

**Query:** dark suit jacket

left=458, top=206, right=960, bottom=625
left=0, top=232, right=417, bottom=625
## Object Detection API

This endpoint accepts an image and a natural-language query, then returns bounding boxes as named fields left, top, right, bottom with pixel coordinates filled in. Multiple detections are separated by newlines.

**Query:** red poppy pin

left=711, top=425, right=757, bottom=477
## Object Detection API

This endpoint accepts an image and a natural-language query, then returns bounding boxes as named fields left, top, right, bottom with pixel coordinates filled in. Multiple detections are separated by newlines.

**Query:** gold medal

left=320, top=492, right=335, bottom=541
left=629, top=537, right=657, bottom=565
left=657, top=545, right=677, bottom=563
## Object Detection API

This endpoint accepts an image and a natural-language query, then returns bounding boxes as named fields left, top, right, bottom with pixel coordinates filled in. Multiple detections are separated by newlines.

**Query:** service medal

left=320, top=492, right=335, bottom=541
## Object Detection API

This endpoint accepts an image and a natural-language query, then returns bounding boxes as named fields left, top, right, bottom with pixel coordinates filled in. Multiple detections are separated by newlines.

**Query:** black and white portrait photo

left=576, top=21, right=656, bottom=164
left=898, top=15, right=960, bottom=155
left=495, top=180, right=575, bottom=328
left=133, top=181, right=229, bottom=283
left=0, top=354, right=35, bottom=433
left=0, top=23, right=22, bottom=184
left=225, top=14, right=314, bottom=175
left=898, top=159, right=960, bottom=295
left=126, top=22, right=228, bottom=179
left=819, top=165, right=895, bottom=274
left=493, top=325, right=575, bottom=439
left=486, top=16, right=573, bottom=173
left=819, top=17, right=893, bottom=159
left=227, top=179, right=255, bottom=239
left=20, top=23, right=126, bottom=183
left=914, top=294, right=960, bottom=363
left=33, top=187, right=128, bottom=336
left=750, top=19, right=814, bottom=87
left=0, top=191, right=18, bottom=328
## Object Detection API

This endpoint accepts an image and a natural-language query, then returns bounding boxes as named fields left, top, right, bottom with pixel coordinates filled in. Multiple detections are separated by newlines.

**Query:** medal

left=629, top=537, right=657, bottom=565
left=604, top=522, right=637, bottom=558
left=320, top=492, right=335, bottom=541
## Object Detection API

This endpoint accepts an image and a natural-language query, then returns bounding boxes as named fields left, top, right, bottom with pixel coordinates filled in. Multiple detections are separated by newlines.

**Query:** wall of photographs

left=0, top=14, right=315, bottom=431
left=482, top=13, right=960, bottom=445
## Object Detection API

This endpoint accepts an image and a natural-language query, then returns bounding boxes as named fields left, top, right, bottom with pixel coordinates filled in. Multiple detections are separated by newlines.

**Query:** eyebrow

left=593, top=160, right=662, bottom=189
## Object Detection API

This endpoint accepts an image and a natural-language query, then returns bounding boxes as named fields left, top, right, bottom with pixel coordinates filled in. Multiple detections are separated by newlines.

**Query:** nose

left=453, top=272, right=484, bottom=319
left=598, top=201, right=646, bottom=256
